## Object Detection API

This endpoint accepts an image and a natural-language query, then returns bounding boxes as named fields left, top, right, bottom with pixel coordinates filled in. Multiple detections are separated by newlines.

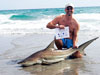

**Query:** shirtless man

left=46, top=3, right=82, bottom=58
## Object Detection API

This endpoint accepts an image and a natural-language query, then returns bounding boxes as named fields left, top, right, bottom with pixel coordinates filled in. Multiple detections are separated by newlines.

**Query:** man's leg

left=65, top=39, right=82, bottom=58
left=72, top=51, right=82, bottom=58
left=55, top=39, right=63, bottom=50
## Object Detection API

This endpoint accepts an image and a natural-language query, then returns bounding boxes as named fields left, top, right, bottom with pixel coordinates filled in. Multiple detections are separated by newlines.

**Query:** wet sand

left=0, top=33, right=100, bottom=75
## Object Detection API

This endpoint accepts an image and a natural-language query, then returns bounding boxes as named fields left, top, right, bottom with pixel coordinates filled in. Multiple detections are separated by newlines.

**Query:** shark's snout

left=18, top=60, right=36, bottom=67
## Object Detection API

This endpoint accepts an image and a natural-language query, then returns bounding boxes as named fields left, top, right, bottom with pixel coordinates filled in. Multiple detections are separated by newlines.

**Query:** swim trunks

left=62, top=38, right=73, bottom=49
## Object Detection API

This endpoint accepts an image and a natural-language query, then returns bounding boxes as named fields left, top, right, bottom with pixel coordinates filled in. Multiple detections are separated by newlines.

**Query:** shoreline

left=0, top=33, right=100, bottom=75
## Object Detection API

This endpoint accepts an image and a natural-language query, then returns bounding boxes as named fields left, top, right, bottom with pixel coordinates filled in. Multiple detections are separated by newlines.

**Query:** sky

left=0, top=0, right=100, bottom=10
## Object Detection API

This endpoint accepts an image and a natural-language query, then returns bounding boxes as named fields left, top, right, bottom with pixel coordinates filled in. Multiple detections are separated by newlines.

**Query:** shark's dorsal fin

left=45, top=40, right=55, bottom=50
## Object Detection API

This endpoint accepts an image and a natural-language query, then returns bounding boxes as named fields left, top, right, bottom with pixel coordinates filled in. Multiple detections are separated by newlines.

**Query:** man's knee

left=72, top=51, right=83, bottom=58
left=55, top=39, right=63, bottom=49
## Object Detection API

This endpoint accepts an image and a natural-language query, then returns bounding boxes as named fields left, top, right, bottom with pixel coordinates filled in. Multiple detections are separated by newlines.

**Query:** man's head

left=65, top=3, right=74, bottom=16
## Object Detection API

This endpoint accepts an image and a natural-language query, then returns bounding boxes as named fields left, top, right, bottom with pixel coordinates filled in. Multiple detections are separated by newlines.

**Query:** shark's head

left=18, top=60, right=36, bottom=67
left=18, top=58, right=42, bottom=67
left=18, top=40, right=55, bottom=67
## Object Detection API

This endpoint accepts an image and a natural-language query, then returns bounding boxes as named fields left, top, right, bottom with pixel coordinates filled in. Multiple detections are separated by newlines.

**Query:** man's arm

left=73, top=21, right=80, bottom=48
left=46, top=16, right=60, bottom=29
left=46, top=16, right=65, bottom=29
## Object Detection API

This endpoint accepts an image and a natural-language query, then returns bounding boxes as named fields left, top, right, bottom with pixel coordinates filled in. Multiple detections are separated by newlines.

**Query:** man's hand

left=73, top=45, right=78, bottom=49
left=58, top=25, right=65, bottom=29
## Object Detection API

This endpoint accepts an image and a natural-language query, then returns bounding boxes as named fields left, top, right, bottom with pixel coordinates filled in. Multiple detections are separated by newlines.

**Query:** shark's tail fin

left=78, top=37, right=99, bottom=55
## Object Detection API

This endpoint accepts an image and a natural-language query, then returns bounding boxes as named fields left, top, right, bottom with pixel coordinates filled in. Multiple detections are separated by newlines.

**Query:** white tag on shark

left=55, top=27, right=70, bottom=39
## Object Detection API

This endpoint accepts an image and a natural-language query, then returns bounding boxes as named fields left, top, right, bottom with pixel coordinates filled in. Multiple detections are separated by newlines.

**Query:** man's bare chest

left=59, top=19, right=71, bottom=25
left=58, top=19, right=74, bottom=32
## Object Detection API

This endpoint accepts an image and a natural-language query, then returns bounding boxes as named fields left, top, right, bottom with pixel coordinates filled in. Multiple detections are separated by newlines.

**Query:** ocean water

left=0, top=6, right=100, bottom=35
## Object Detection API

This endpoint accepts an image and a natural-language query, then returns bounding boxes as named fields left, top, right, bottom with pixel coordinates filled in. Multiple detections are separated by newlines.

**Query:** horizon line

left=0, top=5, right=100, bottom=11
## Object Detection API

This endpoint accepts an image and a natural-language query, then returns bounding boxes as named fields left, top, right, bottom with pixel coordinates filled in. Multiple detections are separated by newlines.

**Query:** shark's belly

left=42, top=58, right=64, bottom=64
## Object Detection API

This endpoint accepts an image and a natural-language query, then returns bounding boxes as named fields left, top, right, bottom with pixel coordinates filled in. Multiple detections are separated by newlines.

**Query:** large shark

left=18, top=37, right=99, bottom=67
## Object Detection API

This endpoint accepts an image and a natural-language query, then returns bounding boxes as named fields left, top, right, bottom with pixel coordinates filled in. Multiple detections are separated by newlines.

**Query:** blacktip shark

left=18, top=37, right=99, bottom=67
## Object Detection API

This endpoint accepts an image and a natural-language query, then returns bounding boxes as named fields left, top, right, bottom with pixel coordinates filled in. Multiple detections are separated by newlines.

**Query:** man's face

left=65, top=6, right=74, bottom=16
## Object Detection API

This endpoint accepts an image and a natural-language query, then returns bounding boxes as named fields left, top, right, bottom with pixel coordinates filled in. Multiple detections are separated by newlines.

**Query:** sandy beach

left=0, top=3, right=100, bottom=75
left=0, top=33, right=100, bottom=75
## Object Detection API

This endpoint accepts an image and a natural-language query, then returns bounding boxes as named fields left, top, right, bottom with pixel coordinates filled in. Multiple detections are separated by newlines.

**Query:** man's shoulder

left=56, top=14, right=65, bottom=18
left=73, top=18, right=79, bottom=26
left=72, top=18, right=80, bottom=30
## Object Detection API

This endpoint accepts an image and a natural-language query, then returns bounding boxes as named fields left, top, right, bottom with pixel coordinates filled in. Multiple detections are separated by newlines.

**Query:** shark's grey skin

left=18, top=37, right=99, bottom=67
